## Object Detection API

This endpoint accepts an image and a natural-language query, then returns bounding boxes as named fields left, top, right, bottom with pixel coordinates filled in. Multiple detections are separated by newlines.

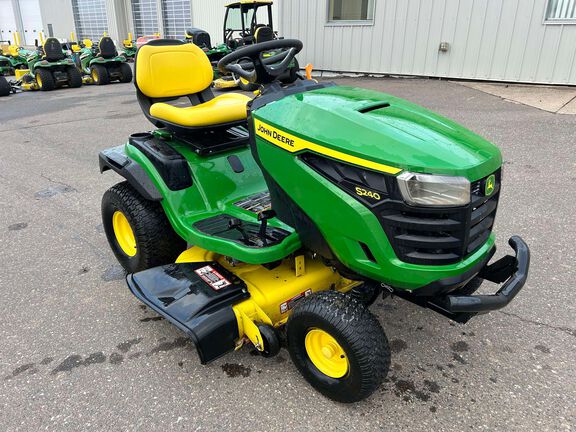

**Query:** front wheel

left=287, top=291, right=390, bottom=403
left=102, top=182, right=186, bottom=273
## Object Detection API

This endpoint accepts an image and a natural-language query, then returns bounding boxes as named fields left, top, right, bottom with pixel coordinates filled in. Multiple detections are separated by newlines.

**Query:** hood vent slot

left=357, top=102, right=390, bottom=113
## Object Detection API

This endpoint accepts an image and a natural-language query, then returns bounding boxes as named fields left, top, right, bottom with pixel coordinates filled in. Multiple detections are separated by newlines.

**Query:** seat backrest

left=185, top=28, right=211, bottom=49
left=43, top=38, right=65, bottom=61
left=254, top=26, right=274, bottom=43
left=98, top=37, right=117, bottom=58
left=135, top=39, right=213, bottom=99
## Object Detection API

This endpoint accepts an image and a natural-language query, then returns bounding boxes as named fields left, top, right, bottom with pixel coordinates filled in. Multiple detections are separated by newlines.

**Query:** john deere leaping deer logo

left=485, top=174, right=496, bottom=196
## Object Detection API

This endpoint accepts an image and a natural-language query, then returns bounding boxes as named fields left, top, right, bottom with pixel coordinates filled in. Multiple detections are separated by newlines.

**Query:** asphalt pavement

left=0, top=76, right=574, bottom=431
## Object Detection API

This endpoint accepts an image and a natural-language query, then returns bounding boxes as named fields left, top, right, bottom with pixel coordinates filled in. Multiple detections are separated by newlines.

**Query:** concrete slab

left=558, top=97, right=576, bottom=114
left=456, top=81, right=576, bottom=114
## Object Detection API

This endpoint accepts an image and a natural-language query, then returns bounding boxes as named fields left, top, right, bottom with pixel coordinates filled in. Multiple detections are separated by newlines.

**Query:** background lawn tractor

left=18, top=37, right=82, bottom=91
left=0, top=32, right=31, bottom=74
left=99, top=39, right=530, bottom=403
left=186, top=0, right=298, bottom=91
left=0, top=53, right=13, bottom=76
left=77, top=36, right=132, bottom=85
left=122, top=34, right=137, bottom=61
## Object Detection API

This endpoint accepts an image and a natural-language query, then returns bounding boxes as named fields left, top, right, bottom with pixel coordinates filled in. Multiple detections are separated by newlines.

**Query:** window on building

left=162, top=0, right=191, bottom=39
left=328, top=0, right=374, bottom=22
left=72, top=0, right=108, bottom=41
left=131, top=0, right=159, bottom=37
left=545, top=0, right=576, bottom=22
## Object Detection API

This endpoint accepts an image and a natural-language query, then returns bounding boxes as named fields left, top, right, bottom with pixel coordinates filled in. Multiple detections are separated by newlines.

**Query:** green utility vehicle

left=99, top=39, right=530, bottom=403
left=186, top=0, right=297, bottom=90
left=77, top=37, right=132, bottom=85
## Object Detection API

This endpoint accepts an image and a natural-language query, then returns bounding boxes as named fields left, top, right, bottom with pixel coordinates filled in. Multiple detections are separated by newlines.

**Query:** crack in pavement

left=498, top=310, right=576, bottom=338
left=40, top=173, right=77, bottom=190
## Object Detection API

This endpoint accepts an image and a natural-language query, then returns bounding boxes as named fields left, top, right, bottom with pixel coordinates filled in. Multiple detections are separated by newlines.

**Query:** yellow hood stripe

left=254, top=118, right=401, bottom=175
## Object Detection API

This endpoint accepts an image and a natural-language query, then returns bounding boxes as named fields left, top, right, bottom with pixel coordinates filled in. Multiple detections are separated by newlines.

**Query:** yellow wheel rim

left=112, top=211, right=137, bottom=256
left=305, top=329, right=349, bottom=378
left=91, top=68, right=98, bottom=82
left=36, top=73, right=42, bottom=87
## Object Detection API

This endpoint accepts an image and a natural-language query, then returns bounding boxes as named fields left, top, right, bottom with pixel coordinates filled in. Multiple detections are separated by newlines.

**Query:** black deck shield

left=127, top=262, right=249, bottom=363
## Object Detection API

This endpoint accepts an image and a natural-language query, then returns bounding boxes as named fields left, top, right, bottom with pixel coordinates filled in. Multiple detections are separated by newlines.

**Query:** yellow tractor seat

left=150, top=93, right=250, bottom=128
left=135, top=39, right=251, bottom=132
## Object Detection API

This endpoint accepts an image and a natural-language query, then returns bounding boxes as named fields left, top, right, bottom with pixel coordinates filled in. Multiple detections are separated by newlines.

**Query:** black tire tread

left=119, top=63, right=133, bottom=83
left=92, top=64, right=109, bottom=85
left=67, top=66, right=82, bottom=88
left=0, top=76, right=10, bottom=96
left=36, top=68, right=55, bottom=91
left=287, top=291, right=390, bottom=402
left=102, top=181, right=185, bottom=272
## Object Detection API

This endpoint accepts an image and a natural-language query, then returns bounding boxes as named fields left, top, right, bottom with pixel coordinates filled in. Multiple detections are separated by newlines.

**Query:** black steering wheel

left=218, top=39, right=303, bottom=85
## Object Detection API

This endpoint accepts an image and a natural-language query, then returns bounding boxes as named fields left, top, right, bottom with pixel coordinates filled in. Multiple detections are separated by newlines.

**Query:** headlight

left=397, top=172, right=470, bottom=207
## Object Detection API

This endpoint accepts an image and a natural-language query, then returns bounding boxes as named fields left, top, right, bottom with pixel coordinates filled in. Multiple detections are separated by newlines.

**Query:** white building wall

left=279, top=0, right=576, bottom=85
left=39, top=0, right=76, bottom=40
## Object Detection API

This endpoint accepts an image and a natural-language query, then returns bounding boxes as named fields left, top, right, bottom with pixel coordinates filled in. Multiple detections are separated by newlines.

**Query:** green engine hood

left=254, top=85, right=502, bottom=180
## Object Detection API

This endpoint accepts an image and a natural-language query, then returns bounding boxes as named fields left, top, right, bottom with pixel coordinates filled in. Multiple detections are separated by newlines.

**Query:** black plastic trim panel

left=99, top=147, right=163, bottom=201
left=129, top=132, right=193, bottom=190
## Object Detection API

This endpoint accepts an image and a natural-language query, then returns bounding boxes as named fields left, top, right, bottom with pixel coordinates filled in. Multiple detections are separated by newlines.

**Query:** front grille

left=302, top=152, right=500, bottom=266
left=380, top=171, right=500, bottom=265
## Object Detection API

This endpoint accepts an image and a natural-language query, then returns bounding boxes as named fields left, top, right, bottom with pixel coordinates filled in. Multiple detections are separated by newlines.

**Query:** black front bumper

left=397, top=236, right=530, bottom=323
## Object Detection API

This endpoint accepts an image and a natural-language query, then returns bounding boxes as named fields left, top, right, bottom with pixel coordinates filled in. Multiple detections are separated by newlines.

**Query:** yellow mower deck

left=175, top=247, right=360, bottom=353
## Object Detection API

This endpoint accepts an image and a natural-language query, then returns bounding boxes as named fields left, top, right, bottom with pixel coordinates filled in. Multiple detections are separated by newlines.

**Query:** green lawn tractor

left=21, top=37, right=82, bottom=91
left=0, top=45, right=30, bottom=73
left=77, top=37, right=132, bottom=85
left=122, top=34, right=137, bottom=62
left=0, top=53, right=13, bottom=76
left=186, top=0, right=298, bottom=91
left=1, top=32, right=31, bottom=73
left=99, top=39, right=530, bottom=403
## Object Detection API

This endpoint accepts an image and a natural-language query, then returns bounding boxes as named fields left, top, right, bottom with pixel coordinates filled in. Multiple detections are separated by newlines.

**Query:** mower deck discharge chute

left=99, top=38, right=530, bottom=403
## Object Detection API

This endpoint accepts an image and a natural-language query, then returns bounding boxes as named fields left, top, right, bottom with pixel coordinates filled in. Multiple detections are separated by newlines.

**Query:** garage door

left=131, top=0, right=159, bottom=37
left=72, top=0, right=108, bottom=41
left=162, top=0, right=190, bottom=39
left=0, top=0, right=17, bottom=43
left=19, top=0, right=43, bottom=45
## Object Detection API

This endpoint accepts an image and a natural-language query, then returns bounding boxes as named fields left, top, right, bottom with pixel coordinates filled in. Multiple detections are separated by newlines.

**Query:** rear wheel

left=102, top=181, right=186, bottom=273
left=66, top=66, right=82, bottom=88
left=91, top=64, right=109, bottom=85
left=0, top=76, right=10, bottom=96
left=287, top=291, right=390, bottom=403
left=36, top=68, right=55, bottom=91
left=118, top=63, right=133, bottom=83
